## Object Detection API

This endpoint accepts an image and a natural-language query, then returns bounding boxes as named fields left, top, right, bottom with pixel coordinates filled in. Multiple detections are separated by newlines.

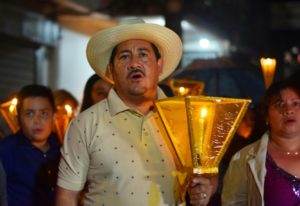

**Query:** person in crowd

left=53, top=89, right=79, bottom=115
left=222, top=79, right=300, bottom=205
left=213, top=105, right=266, bottom=206
left=80, top=73, right=111, bottom=112
left=0, top=84, right=61, bottom=206
left=55, top=18, right=217, bottom=206
left=53, top=89, right=79, bottom=142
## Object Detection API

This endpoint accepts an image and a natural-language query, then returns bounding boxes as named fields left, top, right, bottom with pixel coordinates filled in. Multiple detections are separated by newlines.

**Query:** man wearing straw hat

left=55, top=18, right=216, bottom=206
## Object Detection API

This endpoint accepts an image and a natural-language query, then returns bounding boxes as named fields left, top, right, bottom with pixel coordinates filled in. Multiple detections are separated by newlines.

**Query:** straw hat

left=86, top=18, right=183, bottom=84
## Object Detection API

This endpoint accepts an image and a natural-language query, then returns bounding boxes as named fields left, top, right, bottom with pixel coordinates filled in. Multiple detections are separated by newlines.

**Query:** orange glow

left=1, top=98, right=19, bottom=133
left=64, top=104, right=73, bottom=118
left=260, top=58, right=276, bottom=89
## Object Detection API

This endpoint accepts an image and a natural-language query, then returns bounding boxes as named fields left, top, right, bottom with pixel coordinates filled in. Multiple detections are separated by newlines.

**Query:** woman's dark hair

left=80, top=74, right=101, bottom=112
left=16, top=84, right=56, bottom=115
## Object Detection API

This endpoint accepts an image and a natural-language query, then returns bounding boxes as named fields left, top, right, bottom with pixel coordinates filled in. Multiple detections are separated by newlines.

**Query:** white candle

left=195, top=107, right=207, bottom=167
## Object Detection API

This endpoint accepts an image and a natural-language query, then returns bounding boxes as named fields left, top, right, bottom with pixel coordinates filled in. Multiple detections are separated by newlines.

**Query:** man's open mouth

left=128, top=68, right=145, bottom=79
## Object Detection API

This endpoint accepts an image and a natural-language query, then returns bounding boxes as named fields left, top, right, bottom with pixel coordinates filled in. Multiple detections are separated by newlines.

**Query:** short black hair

left=16, top=84, right=56, bottom=115
left=109, top=43, right=161, bottom=64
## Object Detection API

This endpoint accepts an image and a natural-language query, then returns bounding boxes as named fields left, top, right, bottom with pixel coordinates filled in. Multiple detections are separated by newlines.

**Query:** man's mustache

left=127, top=68, right=145, bottom=78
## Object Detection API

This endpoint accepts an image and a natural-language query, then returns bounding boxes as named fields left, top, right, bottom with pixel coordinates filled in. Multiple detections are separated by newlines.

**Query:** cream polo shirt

left=57, top=88, right=184, bottom=206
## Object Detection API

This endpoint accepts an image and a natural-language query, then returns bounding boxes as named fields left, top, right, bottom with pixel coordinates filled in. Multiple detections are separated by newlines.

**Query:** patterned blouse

left=264, top=153, right=300, bottom=206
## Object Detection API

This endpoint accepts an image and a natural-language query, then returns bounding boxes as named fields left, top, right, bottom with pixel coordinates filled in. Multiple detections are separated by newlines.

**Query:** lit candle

left=197, top=107, right=207, bottom=165
left=179, top=86, right=186, bottom=96
left=63, top=104, right=73, bottom=135
left=64, top=104, right=73, bottom=118
left=9, top=98, right=18, bottom=115
left=11, top=98, right=18, bottom=105
left=260, top=57, right=276, bottom=89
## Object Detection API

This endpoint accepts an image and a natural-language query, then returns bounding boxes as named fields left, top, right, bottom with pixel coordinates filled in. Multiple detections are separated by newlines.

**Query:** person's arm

left=55, top=186, right=80, bottom=206
left=222, top=151, right=248, bottom=206
left=55, top=118, right=89, bottom=206
left=187, top=174, right=218, bottom=206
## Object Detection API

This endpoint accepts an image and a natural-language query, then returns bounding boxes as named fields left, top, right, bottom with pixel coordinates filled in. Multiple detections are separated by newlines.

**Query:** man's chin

left=128, top=86, right=147, bottom=96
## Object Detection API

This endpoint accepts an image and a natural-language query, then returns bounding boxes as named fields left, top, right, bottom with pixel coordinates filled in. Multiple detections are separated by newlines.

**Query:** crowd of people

left=0, top=17, right=299, bottom=206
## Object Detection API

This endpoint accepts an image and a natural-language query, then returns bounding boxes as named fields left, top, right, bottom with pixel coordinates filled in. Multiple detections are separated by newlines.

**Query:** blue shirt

left=0, top=131, right=61, bottom=206
left=0, top=161, right=7, bottom=206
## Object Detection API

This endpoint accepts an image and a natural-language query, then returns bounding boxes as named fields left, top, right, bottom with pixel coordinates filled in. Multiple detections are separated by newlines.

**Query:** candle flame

left=64, top=104, right=72, bottom=117
left=260, top=57, right=276, bottom=89
left=200, top=108, right=207, bottom=118
left=9, top=105, right=15, bottom=113
left=179, top=87, right=185, bottom=95
left=11, top=98, right=18, bottom=105
left=8, top=98, right=18, bottom=114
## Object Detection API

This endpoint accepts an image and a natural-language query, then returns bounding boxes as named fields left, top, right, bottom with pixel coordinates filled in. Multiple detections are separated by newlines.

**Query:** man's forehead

left=116, top=39, right=153, bottom=50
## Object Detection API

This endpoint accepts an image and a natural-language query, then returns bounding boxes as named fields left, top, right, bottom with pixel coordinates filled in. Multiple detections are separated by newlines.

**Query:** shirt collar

left=16, top=130, right=61, bottom=149
left=107, top=87, right=167, bottom=116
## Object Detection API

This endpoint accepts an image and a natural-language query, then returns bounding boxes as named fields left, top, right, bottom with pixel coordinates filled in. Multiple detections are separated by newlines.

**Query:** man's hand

left=187, top=174, right=218, bottom=206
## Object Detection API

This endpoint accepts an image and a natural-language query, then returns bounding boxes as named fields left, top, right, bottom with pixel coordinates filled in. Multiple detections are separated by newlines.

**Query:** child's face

left=18, top=97, right=55, bottom=149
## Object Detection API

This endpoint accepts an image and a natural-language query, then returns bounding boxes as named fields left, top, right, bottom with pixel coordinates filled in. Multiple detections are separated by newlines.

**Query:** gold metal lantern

left=168, top=79, right=205, bottom=96
left=0, top=98, right=19, bottom=134
left=155, top=96, right=251, bottom=175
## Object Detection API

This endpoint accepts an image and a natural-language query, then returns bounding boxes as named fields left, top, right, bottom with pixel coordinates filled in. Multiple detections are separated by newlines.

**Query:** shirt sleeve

left=222, top=151, right=249, bottom=206
left=57, top=119, right=90, bottom=191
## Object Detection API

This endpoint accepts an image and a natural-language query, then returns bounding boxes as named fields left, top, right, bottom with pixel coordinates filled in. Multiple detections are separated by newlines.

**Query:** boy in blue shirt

left=0, top=84, right=61, bottom=206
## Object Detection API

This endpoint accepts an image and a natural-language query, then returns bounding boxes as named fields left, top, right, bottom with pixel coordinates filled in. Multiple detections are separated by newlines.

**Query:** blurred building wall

left=50, top=27, right=94, bottom=103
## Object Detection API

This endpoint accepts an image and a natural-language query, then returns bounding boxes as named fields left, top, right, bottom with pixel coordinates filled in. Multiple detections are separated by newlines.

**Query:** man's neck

left=112, top=87, right=159, bottom=115
left=124, top=95, right=156, bottom=115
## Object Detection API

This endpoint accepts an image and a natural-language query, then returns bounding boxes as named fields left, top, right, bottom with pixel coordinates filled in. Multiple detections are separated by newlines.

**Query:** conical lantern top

left=0, top=98, right=19, bottom=133
left=155, top=95, right=251, bottom=174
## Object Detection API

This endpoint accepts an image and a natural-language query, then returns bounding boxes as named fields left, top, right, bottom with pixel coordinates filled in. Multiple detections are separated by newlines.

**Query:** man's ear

left=106, top=64, right=113, bottom=79
left=105, top=64, right=115, bottom=85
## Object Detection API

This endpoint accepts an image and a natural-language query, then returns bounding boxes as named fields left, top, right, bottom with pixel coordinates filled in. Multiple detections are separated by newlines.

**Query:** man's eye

left=120, top=54, right=129, bottom=60
left=140, top=52, right=148, bottom=57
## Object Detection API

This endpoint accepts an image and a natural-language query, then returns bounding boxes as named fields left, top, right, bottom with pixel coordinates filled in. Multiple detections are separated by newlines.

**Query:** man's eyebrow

left=118, top=49, right=130, bottom=54
left=138, top=47, right=150, bottom=52
left=118, top=47, right=150, bottom=53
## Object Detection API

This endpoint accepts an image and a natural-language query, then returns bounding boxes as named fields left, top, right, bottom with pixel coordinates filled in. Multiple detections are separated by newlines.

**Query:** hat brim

left=86, top=23, right=183, bottom=84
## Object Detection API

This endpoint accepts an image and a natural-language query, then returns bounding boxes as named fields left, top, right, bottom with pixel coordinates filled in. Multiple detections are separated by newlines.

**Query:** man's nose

left=129, top=55, right=142, bottom=69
